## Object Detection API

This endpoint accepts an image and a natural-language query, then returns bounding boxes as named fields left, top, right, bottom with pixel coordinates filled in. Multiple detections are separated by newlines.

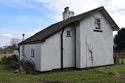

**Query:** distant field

left=0, top=64, right=125, bottom=83
left=0, top=54, right=12, bottom=60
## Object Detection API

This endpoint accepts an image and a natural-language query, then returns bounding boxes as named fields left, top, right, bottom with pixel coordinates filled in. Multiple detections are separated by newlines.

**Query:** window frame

left=94, top=17, right=103, bottom=32
left=95, top=18, right=101, bottom=29
left=66, top=30, right=71, bottom=37
left=31, top=49, right=35, bottom=57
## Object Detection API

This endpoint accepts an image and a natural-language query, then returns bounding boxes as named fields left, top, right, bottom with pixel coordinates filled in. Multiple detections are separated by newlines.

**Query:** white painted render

left=40, top=32, right=61, bottom=71
left=75, top=24, right=81, bottom=68
left=19, top=12, right=114, bottom=72
left=79, top=12, right=114, bottom=68
left=63, top=7, right=74, bottom=20
left=19, top=44, right=41, bottom=71
left=19, top=26, right=77, bottom=71
left=40, top=26, right=76, bottom=71
left=63, top=26, right=75, bottom=68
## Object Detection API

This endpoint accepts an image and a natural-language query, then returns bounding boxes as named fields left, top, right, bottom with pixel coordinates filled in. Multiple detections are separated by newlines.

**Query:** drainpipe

left=74, top=27, right=76, bottom=68
left=61, top=29, right=65, bottom=70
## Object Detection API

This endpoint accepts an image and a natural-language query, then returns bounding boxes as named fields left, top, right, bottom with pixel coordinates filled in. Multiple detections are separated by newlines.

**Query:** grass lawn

left=0, top=54, right=125, bottom=83
left=0, top=64, right=125, bottom=83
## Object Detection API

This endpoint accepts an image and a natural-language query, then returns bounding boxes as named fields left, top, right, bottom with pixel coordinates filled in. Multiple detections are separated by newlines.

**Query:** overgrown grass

left=0, top=54, right=125, bottom=83
left=0, top=64, right=125, bottom=83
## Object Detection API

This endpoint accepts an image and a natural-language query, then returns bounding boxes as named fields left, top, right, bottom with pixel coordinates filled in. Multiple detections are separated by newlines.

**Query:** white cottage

left=19, top=6, right=119, bottom=72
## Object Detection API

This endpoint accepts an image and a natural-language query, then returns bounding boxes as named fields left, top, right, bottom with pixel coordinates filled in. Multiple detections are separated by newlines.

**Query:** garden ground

left=0, top=64, right=125, bottom=83
left=0, top=54, right=125, bottom=83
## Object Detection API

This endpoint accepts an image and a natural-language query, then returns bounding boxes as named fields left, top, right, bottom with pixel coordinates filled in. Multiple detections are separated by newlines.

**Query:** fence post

left=114, top=53, right=116, bottom=64
left=121, top=52, right=123, bottom=64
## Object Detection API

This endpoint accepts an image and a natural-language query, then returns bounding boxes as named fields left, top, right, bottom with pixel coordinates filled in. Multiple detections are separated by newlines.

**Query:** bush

left=1, top=55, right=37, bottom=74
left=1, top=55, right=19, bottom=70
left=20, top=60, right=37, bottom=74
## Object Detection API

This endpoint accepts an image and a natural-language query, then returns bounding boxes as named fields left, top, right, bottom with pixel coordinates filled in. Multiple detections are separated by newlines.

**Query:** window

left=95, top=18, right=101, bottom=29
left=66, top=30, right=71, bottom=37
left=94, top=18, right=103, bottom=32
left=31, top=49, right=35, bottom=57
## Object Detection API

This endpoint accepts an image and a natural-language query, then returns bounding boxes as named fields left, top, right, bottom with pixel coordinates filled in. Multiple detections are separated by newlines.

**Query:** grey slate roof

left=19, top=6, right=119, bottom=45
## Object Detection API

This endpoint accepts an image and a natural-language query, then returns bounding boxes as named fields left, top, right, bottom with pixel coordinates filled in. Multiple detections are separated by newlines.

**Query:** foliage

left=10, top=38, right=20, bottom=47
left=20, top=60, right=37, bottom=74
left=1, top=55, right=37, bottom=74
left=114, top=28, right=125, bottom=51
left=1, top=55, right=19, bottom=70
left=0, top=37, right=20, bottom=54
left=0, top=45, right=16, bottom=54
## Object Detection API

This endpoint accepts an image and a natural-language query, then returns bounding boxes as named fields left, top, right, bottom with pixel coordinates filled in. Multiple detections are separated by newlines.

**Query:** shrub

left=1, top=56, right=8, bottom=64
left=20, top=60, right=37, bottom=74
left=1, top=55, right=18, bottom=64
left=1, top=55, right=19, bottom=70
left=1, top=55, right=37, bottom=74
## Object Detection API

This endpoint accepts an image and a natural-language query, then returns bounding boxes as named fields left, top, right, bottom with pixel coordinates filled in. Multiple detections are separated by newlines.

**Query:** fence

left=114, top=51, right=125, bottom=64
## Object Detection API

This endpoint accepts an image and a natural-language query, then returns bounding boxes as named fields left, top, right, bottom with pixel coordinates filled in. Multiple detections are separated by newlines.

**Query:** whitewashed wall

left=20, top=33, right=61, bottom=72
left=75, top=24, right=81, bottom=68
left=40, top=32, right=61, bottom=71
left=63, top=26, right=75, bottom=68
left=79, top=12, right=114, bottom=68
left=19, top=44, right=41, bottom=71
left=19, top=26, right=76, bottom=72
left=19, top=12, right=114, bottom=71
left=40, top=26, right=76, bottom=71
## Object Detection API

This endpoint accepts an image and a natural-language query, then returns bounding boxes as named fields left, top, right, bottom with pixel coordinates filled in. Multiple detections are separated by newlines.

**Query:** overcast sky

left=0, top=0, right=125, bottom=47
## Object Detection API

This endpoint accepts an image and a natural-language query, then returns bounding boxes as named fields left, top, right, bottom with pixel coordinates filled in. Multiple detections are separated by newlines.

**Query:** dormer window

left=66, top=30, right=71, bottom=37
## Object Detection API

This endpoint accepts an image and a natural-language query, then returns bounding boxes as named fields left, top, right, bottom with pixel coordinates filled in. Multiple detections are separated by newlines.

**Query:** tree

left=114, top=28, right=125, bottom=51
left=10, top=38, right=20, bottom=47
left=0, top=47, right=3, bottom=54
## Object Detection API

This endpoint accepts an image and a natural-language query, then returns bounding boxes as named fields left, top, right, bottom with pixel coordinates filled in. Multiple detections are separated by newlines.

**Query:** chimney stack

left=63, top=7, right=74, bottom=20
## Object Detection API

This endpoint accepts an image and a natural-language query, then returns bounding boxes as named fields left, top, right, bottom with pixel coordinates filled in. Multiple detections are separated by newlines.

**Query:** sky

left=0, top=0, right=125, bottom=47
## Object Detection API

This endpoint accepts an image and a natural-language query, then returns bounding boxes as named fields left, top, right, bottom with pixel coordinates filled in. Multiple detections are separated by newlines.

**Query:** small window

left=66, top=30, right=71, bottom=37
left=31, top=49, right=35, bottom=57
left=95, top=18, right=101, bottom=29
left=94, top=18, right=103, bottom=32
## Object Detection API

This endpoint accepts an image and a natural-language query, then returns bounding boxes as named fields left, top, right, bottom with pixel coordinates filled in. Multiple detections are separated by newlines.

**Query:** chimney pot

left=64, top=7, right=69, bottom=12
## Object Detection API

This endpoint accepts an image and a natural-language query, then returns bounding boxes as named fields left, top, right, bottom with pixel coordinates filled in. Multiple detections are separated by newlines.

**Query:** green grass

left=0, top=64, right=125, bottom=83
left=0, top=54, right=125, bottom=83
